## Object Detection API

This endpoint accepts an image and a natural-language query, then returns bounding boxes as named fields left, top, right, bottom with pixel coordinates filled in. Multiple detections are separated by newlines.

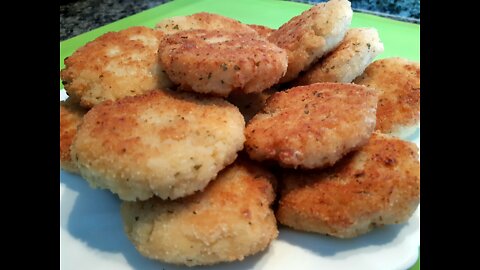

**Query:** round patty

left=121, top=159, right=278, bottom=266
left=156, top=12, right=256, bottom=34
left=61, top=26, right=173, bottom=108
left=60, top=98, right=87, bottom=174
left=354, top=57, right=420, bottom=138
left=294, top=28, right=384, bottom=85
left=71, top=89, right=245, bottom=201
left=268, top=0, right=353, bottom=83
left=277, top=132, right=420, bottom=238
left=245, top=83, right=378, bottom=169
left=158, top=29, right=288, bottom=96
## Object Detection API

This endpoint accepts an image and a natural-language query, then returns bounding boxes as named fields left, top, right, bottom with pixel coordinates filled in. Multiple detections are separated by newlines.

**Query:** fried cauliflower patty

left=60, top=26, right=173, bottom=108
left=158, top=30, right=288, bottom=96
left=294, top=28, right=384, bottom=85
left=121, top=159, right=278, bottom=266
left=60, top=98, right=87, bottom=174
left=156, top=12, right=256, bottom=34
left=245, top=83, right=378, bottom=169
left=268, top=0, right=353, bottom=83
left=354, top=57, right=420, bottom=138
left=71, top=89, right=245, bottom=201
left=277, top=132, right=420, bottom=238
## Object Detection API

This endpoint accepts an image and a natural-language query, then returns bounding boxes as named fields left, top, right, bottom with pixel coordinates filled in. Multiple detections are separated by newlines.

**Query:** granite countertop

left=60, top=0, right=420, bottom=41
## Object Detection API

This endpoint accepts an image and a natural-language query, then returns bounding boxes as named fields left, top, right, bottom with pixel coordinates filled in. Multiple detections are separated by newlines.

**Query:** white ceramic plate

left=60, top=90, right=420, bottom=270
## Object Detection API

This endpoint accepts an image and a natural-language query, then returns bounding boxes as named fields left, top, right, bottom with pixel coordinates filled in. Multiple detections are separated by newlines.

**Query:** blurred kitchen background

left=60, top=0, right=420, bottom=41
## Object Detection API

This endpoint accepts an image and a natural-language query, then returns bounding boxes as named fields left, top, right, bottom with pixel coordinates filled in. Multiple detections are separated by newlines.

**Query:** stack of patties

left=59, top=0, right=420, bottom=266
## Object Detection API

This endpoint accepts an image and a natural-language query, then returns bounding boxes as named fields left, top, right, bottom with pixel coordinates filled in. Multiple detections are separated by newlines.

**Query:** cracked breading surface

left=156, top=12, right=256, bottom=34
left=121, top=159, right=278, bottom=266
left=158, top=30, right=288, bottom=96
left=71, top=89, right=245, bottom=201
left=60, top=98, right=88, bottom=174
left=248, top=24, right=274, bottom=38
left=61, top=26, right=172, bottom=108
left=245, top=83, right=378, bottom=169
left=354, top=57, right=420, bottom=137
left=268, top=0, right=353, bottom=83
left=294, top=28, right=384, bottom=85
left=277, top=132, right=420, bottom=238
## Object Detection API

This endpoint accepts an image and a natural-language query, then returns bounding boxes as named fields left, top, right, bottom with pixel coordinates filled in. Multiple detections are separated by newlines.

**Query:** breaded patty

left=71, top=89, right=245, bottom=201
left=60, top=26, right=172, bottom=108
left=158, top=30, right=288, bottom=96
left=268, top=0, right=353, bottom=83
left=156, top=12, right=256, bottom=34
left=277, top=132, right=420, bottom=238
left=227, top=88, right=277, bottom=123
left=248, top=24, right=274, bottom=38
left=245, top=83, right=377, bottom=169
left=294, top=28, right=384, bottom=85
left=60, top=98, right=87, bottom=174
left=354, top=57, right=420, bottom=138
left=121, top=159, right=278, bottom=266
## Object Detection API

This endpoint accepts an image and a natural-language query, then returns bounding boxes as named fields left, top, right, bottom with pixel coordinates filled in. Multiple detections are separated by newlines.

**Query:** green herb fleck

left=194, top=164, right=202, bottom=170
left=234, top=65, right=241, bottom=71
left=173, top=25, right=179, bottom=30
left=367, top=43, right=371, bottom=49
left=221, top=63, right=228, bottom=71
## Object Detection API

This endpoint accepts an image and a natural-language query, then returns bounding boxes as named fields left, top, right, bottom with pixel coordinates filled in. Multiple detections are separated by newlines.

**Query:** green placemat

left=59, top=1, right=420, bottom=269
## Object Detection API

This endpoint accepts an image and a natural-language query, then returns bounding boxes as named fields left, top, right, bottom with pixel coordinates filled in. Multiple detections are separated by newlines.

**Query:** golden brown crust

left=268, top=0, right=353, bottom=83
left=247, top=24, right=274, bottom=38
left=354, top=57, right=420, bottom=135
left=158, top=30, right=288, bottom=96
left=121, top=159, right=278, bottom=266
left=155, top=12, right=256, bottom=34
left=61, top=26, right=172, bottom=108
left=60, top=98, right=87, bottom=173
left=294, top=28, right=384, bottom=85
left=71, top=89, right=245, bottom=200
left=245, top=83, right=378, bottom=169
left=277, top=132, right=420, bottom=238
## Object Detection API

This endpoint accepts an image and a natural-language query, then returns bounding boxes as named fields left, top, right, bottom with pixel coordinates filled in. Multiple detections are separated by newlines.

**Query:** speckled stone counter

left=60, top=0, right=420, bottom=41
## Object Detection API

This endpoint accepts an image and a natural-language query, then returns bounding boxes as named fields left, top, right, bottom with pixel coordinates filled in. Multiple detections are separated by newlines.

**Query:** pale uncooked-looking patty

left=354, top=57, right=420, bottom=138
left=245, top=83, right=378, bottom=169
left=60, top=98, right=87, bottom=174
left=156, top=12, right=256, bottom=34
left=121, top=159, right=278, bottom=266
left=294, top=28, right=384, bottom=85
left=268, top=0, right=353, bottom=83
left=277, top=132, right=420, bottom=238
left=158, top=30, right=288, bottom=96
left=61, top=26, right=172, bottom=108
left=71, top=89, right=245, bottom=201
